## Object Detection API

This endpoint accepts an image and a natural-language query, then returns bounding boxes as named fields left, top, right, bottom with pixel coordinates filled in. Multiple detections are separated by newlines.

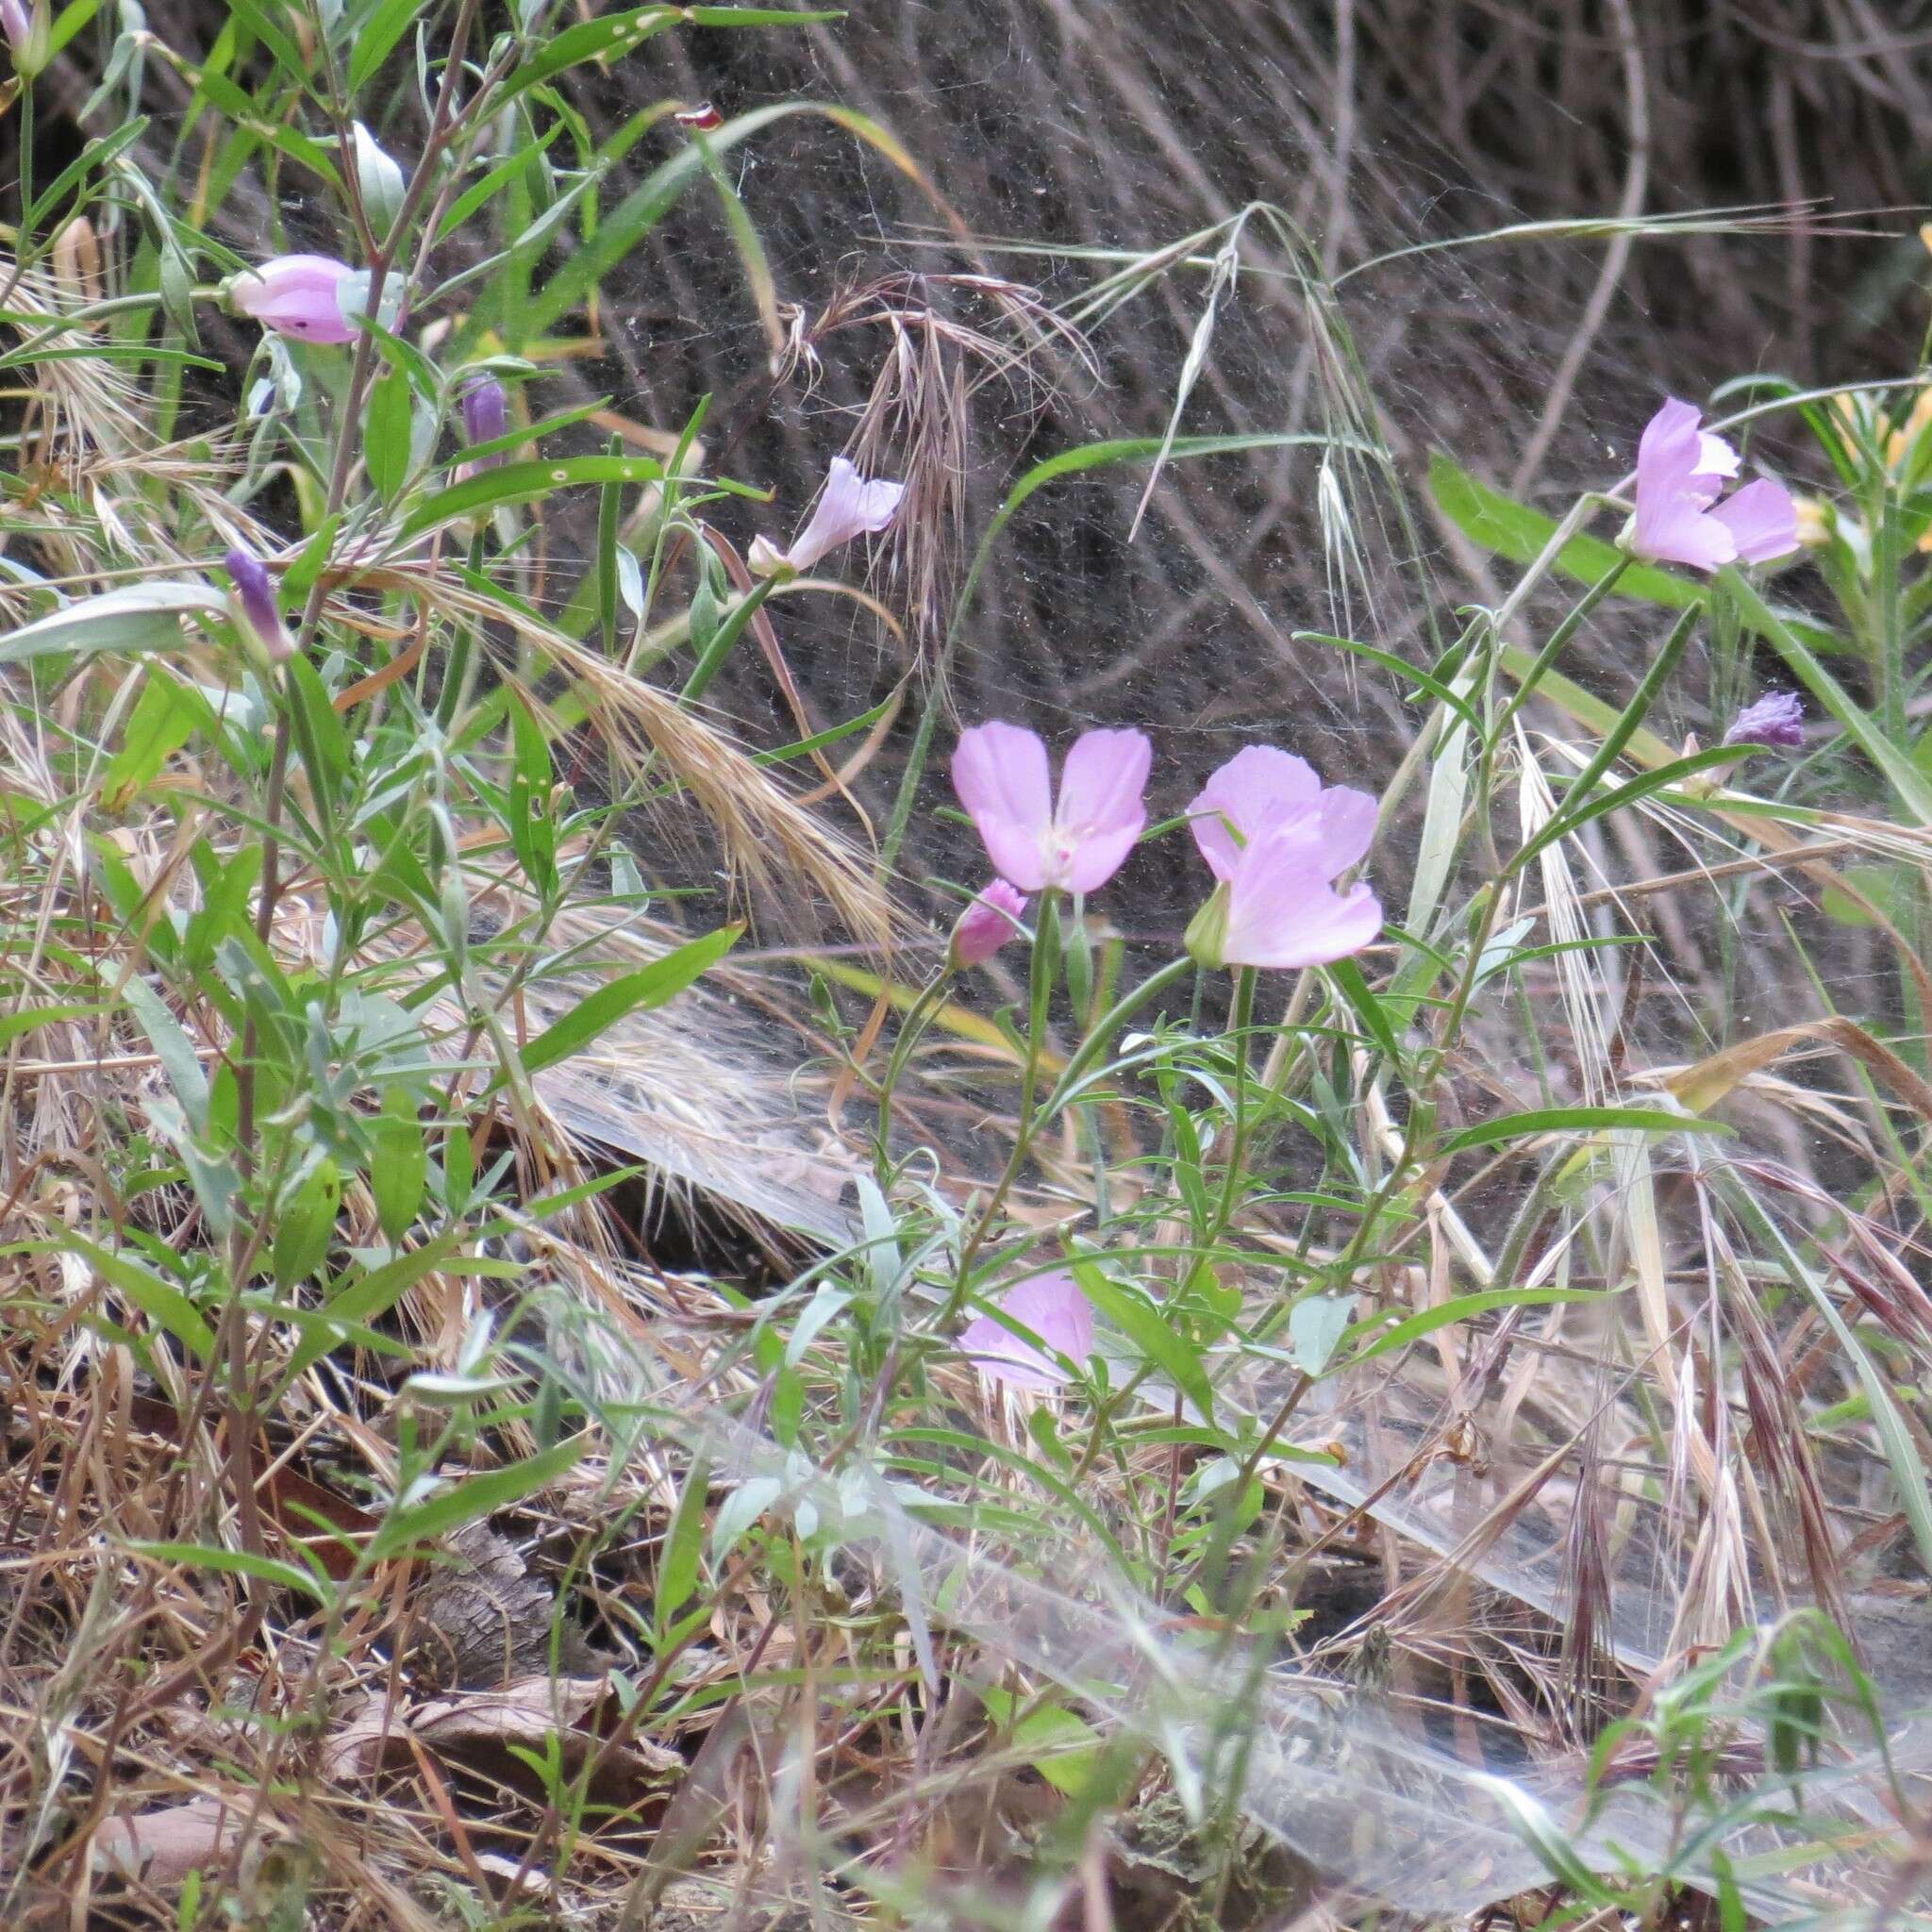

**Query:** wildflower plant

left=0, top=1, right=1927, bottom=1926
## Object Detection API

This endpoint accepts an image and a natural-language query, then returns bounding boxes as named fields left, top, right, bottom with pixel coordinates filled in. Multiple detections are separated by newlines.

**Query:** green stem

left=951, top=892, right=1059, bottom=1292
left=1210, top=967, right=1257, bottom=1238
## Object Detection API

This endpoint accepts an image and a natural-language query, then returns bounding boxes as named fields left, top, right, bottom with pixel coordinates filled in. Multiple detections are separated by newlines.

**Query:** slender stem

left=874, top=970, right=954, bottom=1183
left=1210, top=967, right=1257, bottom=1237
left=951, top=892, right=1058, bottom=1291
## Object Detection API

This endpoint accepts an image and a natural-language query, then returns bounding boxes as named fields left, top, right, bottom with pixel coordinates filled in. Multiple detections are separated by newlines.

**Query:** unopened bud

left=3, top=0, right=51, bottom=77
left=51, top=216, right=101, bottom=313
left=458, top=373, right=508, bottom=465
left=948, top=879, right=1026, bottom=971
left=225, top=546, right=291, bottom=664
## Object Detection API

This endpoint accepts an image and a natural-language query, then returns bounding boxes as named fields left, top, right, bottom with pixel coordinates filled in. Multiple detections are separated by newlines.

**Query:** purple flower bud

left=1, top=0, right=32, bottom=55
left=948, top=879, right=1026, bottom=971
left=458, top=374, right=508, bottom=464
left=1723, top=691, right=1805, bottom=751
left=225, top=546, right=291, bottom=663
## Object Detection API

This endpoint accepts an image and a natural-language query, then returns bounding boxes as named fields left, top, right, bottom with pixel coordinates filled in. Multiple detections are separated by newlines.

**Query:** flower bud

left=948, top=880, right=1025, bottom=971
left=1790, top=495, right=1831, bottom=549
left=1723, top=691, right=1804, bottom=751
left=1183, top=882, right=1231, bottom=972
left=225, top=254, right=362, bottom=345
left=225, top=546, right=291, bottom=664
left=3, top=0, right=50, bottom=77
left=458, top=374, right=508, bottom=462
left=675, top=101, right=724, bottom=130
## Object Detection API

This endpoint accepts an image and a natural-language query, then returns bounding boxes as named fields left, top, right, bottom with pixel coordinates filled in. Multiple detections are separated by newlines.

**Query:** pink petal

left=1314, top=785, right=1378, bottom=875
left=949, top=878, right=1027, bottom=969
left=1693, top=431, right=1740, bottom=480
left=958, top=1273, right=1094, bottom=1391
left=230, top=255, right=360, bottom=345
left=1221, top=826, right=1382, bottom=970
left=783, top=456, right=905, bottom=571
left=1188, top=746, right=1321, bottom=881
left=953, top=723, right=1054, bottom=891
left=1635, top=398, right=1740, bottom=568
left=1052, top=728, right=1151, bottom=892
left=1709, top=477, right=1798, bottom=565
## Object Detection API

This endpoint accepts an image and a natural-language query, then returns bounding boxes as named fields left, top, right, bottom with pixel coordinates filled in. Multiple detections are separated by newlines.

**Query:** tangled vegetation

left=1, top=3, right=1930, bottom=1928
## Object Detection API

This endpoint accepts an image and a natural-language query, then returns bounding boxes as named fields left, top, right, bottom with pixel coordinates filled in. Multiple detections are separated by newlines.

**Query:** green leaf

left=1441, top=1106, right=1729, bottom=1156
left=1324, top=957, right=1400, bottom=1062
left=978, top=1686, right=1102, bottom=1796
left=397, top=454, right=664, bottom=541
left=125, top=1540, right=328, bottom=1604
left=268, top=1231, right=466, bottom=1405
left=365, top=361, right=413, bottom=504
left=1288, top=1293, right=1355, bottom=1375
left=103, top=669, right=199, bottom=808
left=185, top=62, right=342, bottom=187
left=1429, top=451, right=1699, bottom=608
left=494, top=7, right=841, bottom=113
left=67, top=1234, right=216, bottom=1361
left=516, top=925, right=741, bottom=1077
left=709, top=1475, right=781, bottom=1561
left=120, top=974, right=210, bottom=1134
left=0, top=583, right=225, bottom=662
left=491, top=5, right=685, bottom=111
left=1723, top=566, right=1932, bottom=824
left=273, top=1158, right=341, bottom=1291
left=1431, top=452, right=1845, bottom=659
left=346, top=0, right=428, bottom=90
left=1065, top=1257, right=1214, bottom=1421
left=656, top=1456, right=710, bottom=1632
left=521, top=100, right=934, bottom=340
left=367, top=1437, right=587, bottom=1563
left=1341, top=1286, right=1601, bottom=1369
left=369, top=1090, right=427, bottom=1242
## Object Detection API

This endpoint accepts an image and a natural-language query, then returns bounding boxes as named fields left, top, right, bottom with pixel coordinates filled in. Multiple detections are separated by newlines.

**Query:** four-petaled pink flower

left=748, top=456, right=904, bottom=576
left=1724, top=690, right=1805, bottom=750
left=953, top=722, right=1152, bottom=894
left=226, top=254, right=363, bottom=345
left=1184, top=746, right=1381, bottom=970
left=1632, top=398, right=1798, bottom=572
left=958, top=1273, right=1094, bottom=1391
left=949, top=879, right=1027, bottom=971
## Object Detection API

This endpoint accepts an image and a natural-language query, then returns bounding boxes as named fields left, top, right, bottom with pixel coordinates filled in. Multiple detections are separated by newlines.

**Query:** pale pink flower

left=948, top=879, right=1026, bottom=970
left=226, top=254, right=362, bottom=345
left=1724, top=690, right=1804, bottom=750
left=952, top=722, right=1151, bottom=894
left=1632, top=398, right=1798, bottom=572
left=1185, top=745, right=1381, bottom=971
left=958, top=1273, right=1094, bottom=1391
left=748, top=456, right=903, bottom=575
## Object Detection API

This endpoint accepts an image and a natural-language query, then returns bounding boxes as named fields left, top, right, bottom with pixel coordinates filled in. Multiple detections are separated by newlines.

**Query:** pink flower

left=958, top=1274, right=1094, bottom=1391
left=748, top=456, right=903, bottom=575
left=226, top=254, right=363, bottom=345
left=952, top=723, right=1151, bottom=895
left=1184, top=746, right=1381, bottom=970
left=948, top=879, right=1026, bottom=970
left=1632, top=398, right=1799, bottom=572
left=1724, top=690, right=1804, bottom=750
